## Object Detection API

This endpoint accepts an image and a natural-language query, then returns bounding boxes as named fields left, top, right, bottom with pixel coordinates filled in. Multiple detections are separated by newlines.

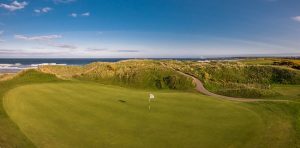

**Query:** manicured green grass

left=0, top=70, right=61, bottom=148
left=267, top=85, right=300, bottom=100
left=3, top=82, right=267, bottom=148
left=1, top=67, right=300, bottom=148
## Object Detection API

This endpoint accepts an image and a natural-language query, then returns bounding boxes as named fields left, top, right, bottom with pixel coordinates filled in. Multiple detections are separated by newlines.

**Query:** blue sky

left=0, top=0, right=300, bottom=58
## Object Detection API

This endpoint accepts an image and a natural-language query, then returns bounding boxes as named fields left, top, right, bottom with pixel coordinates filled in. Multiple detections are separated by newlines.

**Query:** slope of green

left=268, top=85, right=300, bottom=100
left=246, top=101, right=300, bottom=147
left=2, top=82, right=268, bottom=147
left=39, top=60, right=194, bottom=90
left=0, top=70, right=61, bottom=148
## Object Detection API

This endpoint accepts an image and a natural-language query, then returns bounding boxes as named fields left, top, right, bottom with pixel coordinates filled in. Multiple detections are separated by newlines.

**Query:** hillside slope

left=39, top=60, right=194, bottom=90
left=163, top=60, right=300, bottom=98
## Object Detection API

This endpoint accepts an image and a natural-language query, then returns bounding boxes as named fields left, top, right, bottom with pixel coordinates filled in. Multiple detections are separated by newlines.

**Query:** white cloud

left=81, top=12, right=90, bottom=16
left=42, top=7, right=52, bottom=13
left=292, top=16, right=300, bottom=22
left=0, top=1, right=28, bottom=11
left=34, top=9, right=41, bottom=13
left=70, top=12, right=90, bottom=18
left=14, top=34, right=62, bottom=41
left=34, top=7, right=52, bottom=13
left=70, top=13, right=77, bottom=18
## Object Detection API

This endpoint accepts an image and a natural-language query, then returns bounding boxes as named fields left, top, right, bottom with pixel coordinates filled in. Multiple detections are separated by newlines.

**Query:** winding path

left=161, top=63, right=288, bottom=102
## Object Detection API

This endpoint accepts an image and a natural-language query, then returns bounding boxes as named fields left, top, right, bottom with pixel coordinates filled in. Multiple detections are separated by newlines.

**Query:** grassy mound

left=164, top=60, right=300, bottom=98
left=0, top=70, right=61, bottom=148
left=39, top=60, right=194, bottom=90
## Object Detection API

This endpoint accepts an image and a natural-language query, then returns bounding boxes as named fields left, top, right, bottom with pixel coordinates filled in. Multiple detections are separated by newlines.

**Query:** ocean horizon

left=0, top=58, right=229, bottom=73
left=0, top=58, right=128, bottom=73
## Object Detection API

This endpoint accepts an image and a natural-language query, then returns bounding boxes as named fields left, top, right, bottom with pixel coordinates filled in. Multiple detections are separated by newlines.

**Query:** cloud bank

left=0, top=1, right=28, bottom=11
left=14, top=34, right=62, bottom=41
left=292, top=16, right=300, bottom=22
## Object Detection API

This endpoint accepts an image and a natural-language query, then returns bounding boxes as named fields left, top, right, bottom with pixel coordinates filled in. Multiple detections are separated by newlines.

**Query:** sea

left=1, top=58, right=221, bottom=73
left=0, top=58, right=128, bottom=73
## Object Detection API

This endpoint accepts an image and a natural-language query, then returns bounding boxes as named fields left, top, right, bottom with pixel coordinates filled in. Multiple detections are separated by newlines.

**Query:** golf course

left=1, top=59, right=300, bottom=147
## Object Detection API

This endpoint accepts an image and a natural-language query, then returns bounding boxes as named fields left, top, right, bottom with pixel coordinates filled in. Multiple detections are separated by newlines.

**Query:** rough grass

left=39, top=60, right=194, bottom=90
left=0, top=73, right=15, bottom=81
left=163, top=60, right=300, bottom=98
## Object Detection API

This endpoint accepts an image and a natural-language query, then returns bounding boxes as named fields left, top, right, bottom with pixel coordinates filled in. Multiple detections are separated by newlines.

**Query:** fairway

left=3, top=82, right=265, bottom=148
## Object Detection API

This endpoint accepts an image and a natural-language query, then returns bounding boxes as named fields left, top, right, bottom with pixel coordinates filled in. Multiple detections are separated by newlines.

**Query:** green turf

left=3, top=82, right=266, bottom=148
left=267, top=85, right=300, bottom=100
left=1, top=67, right=300, bottom=147
left=0, top=70, right=60, bottom=148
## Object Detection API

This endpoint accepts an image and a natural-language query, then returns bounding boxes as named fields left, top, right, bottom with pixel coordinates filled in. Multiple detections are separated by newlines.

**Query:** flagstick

left=149, top=98, right=151, bottom=111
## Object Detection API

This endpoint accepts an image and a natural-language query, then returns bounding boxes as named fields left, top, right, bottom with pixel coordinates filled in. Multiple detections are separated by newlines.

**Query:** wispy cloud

left=292, top=16, right=300, bottom=22
left=14, top=34, right=62, bottom=41
left=0, top=1, right=28, bottom=11
left=115, top=50, right=140, bottom=53
left=48, top=42, right=77, bottom=49
left=70, top=13, right=77, bottom=18
left=81, top=12, right=90, bottom=16
left=53, top=0, right=76, bottom=4
left=86, top=48, right=108, bottom=52
left=34, top=7, right=52, bottom=13
left=70, top=12, right=90, bottom=18
left=14, top=34, right=75, bottom=49
left=0, top=49, right=68, bottom=57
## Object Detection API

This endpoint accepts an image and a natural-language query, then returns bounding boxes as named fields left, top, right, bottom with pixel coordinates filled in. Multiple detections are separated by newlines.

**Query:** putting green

left=4, top=82, right=264, bottom=148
